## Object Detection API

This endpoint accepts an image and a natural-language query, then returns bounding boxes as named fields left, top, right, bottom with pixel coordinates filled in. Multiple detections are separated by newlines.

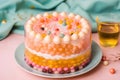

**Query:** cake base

left=25, top=57, right=90, bottom=74
left=24, top=47, right=91, bottom=74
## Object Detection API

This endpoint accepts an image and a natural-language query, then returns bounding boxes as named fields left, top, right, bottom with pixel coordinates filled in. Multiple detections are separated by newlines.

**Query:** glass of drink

left=96, top=17, right=120, bottom=47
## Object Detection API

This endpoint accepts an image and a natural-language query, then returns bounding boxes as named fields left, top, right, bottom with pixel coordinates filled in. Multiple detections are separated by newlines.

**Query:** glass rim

left=98, top=21, right=120, bottom=26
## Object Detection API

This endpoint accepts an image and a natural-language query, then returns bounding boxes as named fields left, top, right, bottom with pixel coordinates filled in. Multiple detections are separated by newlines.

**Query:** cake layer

left=25, top=12, right=91, bottom=46
left=25, top=35, right=91, bottom=56
left=25, top=43, right=91, bottom=59
left=25, top=47, right=91, bottom=68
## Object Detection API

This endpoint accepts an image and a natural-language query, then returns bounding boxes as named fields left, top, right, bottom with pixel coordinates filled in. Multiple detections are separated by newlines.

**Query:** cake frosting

left=24, top=12, right=92, bottom=74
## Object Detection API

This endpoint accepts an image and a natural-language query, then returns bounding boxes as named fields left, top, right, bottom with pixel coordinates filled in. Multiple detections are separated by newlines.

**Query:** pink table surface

left=0, top=33, right=120, bottom=80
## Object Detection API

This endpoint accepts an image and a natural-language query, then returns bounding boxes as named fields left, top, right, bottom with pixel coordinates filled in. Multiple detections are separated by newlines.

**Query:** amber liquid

left=98, top=22, right=120, bottom=47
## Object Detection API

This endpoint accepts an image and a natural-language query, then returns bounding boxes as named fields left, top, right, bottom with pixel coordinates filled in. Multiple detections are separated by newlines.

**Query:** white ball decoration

left=27, top=20, right=33, bottom=25
left=44, top=35, right=51, bottom=43
left=75, top=15, right=81, bottom=20
left=31, top=17, right=36, bottom=22
left=63, top=35, right=70, bottom=44
left=78, top=32, right=85, bottom=39
left=52, top=12, right=58, bottom=17
left=82, top=28, right=88, bottom=34
left=71, top=33, right=78, bottom=40
left=43, top=12, right=49, bottom=17
left=29, top=31, right=35, bottom=38
left=68, top=13, right=75, bottom=18
left=60, top=12, right=66, bottom=17
left=53, top=36, right=60, bottom=44
left=26, top=24, right=32, bottom=32
left=36, top=14, right=42, bottom=19
left=35, top=34, right=42, bottom=42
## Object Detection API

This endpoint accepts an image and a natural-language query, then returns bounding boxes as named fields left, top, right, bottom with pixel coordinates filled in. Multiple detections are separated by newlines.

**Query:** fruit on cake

left=24, top=12, right=92, bottom=74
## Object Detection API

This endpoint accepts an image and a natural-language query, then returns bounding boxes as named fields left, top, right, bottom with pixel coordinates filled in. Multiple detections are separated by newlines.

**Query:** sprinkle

left=41, top=33, right=46, bottom=38
left=55, top=28, right=59, bottom=31
left=77, top=25, right=81, bottom=28
left=66, top=21, right=70, bottom=25
left=40, top=18, right=45, bottom=23
left=62, top=20, right=67, bottom=26
left=70, top=32, right=73, bottom=35
left=76, top=22, right=79, bottom=26
left=1, top=20, right=7, bottom=24
left=41, top=27, right=44, bottom=31
left=67, top=25, right=72, bottom=29
left=60, top=33, right=65, bottom=38
left=47, top=31, right=51, bottom=35
left=58, top=20, right=63, bottom=24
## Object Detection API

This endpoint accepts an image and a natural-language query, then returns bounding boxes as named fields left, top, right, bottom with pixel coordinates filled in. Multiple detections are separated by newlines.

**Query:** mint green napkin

left=1, top=0, right=120, bottom=40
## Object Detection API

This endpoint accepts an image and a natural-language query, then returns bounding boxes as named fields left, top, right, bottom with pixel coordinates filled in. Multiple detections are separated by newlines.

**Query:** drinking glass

left=96, top=17, right=120, bottom=47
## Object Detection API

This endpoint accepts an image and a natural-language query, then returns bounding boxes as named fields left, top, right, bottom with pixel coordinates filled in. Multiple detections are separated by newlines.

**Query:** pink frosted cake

left=24, top=12, right=92, bottom=74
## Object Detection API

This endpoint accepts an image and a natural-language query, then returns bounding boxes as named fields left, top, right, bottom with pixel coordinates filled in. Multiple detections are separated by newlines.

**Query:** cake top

left=25, top=12, right=91, bottom=44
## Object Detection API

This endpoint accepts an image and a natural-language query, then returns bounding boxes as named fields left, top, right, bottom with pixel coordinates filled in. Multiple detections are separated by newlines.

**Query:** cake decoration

left=68, top=13, right=75, bottom=18
left=53, top=36, right=61, bottom=44
left=63, top=35, right=70, bottom=44
left=71, top=33, right=78, bottom=40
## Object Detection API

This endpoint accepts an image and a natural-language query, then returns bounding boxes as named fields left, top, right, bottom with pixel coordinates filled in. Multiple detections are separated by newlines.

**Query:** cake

left=24, top=12, right=92, bottom=74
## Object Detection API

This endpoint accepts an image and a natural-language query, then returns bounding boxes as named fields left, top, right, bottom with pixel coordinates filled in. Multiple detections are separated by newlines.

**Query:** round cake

left=24, top=12, right=92, bottom=74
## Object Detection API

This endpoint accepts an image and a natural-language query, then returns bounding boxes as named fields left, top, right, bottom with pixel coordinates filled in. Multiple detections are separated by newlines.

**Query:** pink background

left=0, top=33, right=120, bottom=80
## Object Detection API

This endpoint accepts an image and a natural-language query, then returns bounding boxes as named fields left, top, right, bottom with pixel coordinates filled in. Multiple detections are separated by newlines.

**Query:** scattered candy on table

left=103, top=60, right=109, bottom=66
left=102, top=56, right=107, bottom=61
left=109, top=68, right=116, bottom=74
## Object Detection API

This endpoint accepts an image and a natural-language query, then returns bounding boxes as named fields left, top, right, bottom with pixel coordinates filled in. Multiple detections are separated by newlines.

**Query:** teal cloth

left=1, top=0, right=120, bottom=40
